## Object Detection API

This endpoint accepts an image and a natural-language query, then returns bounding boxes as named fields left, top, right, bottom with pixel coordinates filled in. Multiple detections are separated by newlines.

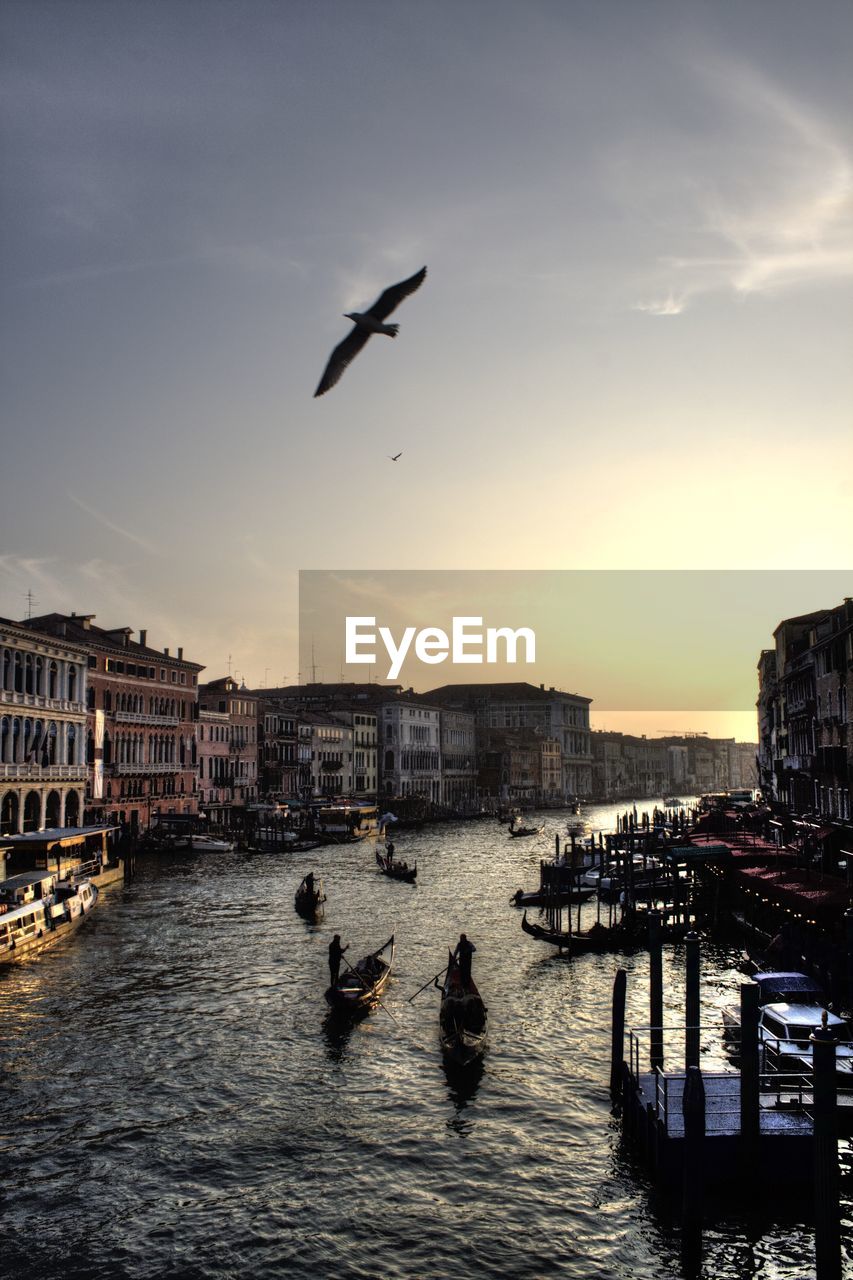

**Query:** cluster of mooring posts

left=610, top=914, right=847, bottom=1279
left=533, top=830, right=713, bottom=949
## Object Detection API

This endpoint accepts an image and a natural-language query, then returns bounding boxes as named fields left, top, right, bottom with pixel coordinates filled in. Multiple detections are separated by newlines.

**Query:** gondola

left=520, top=910, right=631, bottom=954
left=325, top=935, right=395, bottom=1013
left=294, top=875, right=326, bottom=919
left=508, top=824, right=545, bottom=838
left=375, top=850, right=417, bottom=883
left=439, top=950, right=487, bottom=1067
left=510, top=885, right=595, bottom=908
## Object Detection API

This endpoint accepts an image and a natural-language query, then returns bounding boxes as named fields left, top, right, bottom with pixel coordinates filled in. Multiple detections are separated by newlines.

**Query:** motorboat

left=758, top=1002, right=853, bottom=1082
left=188, top=834, right=236, bottom=852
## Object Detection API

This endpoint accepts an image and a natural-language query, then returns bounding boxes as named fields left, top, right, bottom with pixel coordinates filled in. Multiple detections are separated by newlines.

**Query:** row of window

left=104, top=657, right=196, bottom=686
left=2, top=650, right=83, bottom=701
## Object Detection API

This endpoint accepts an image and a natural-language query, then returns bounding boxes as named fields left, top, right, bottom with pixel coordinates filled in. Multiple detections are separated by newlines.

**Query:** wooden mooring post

left=649, top=910, right=663, bottom=1071
left=685, top=932, right=700, bottom=1069
left=610, top=968, right=627, bottom=1102
left=682, top=1064, right=705, bottom=1275
left=739, top=982, right=760, bottom=1176
left=812, top=1018, right=841, bottom=1280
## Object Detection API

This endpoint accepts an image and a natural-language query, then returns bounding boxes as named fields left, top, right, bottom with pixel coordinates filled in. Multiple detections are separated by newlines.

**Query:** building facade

left=198, top=678, right=259, bottom=821
left=1, top=619, right=89, bottom=833
left=23, top=613, right=203, bottom=834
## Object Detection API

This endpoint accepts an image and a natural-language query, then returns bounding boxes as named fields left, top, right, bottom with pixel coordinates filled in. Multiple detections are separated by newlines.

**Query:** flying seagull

left=314, top=266, right=427, bottom=398
left=389, top=452, right=402, bottom=462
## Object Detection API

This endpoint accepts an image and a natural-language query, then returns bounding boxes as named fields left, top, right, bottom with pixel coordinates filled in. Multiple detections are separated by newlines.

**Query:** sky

left=1, top=1, right=851, bottom=737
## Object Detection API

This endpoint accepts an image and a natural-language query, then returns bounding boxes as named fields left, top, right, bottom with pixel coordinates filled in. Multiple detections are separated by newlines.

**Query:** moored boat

left=375, top=850, right=417, bottom=883
left=510, top=885, right=595, bottom=908
left=439, top=950, right=487, bottom=1067
left=189, top=834, right=236, bottom=852
left=325, top=935, right=395, bottom=1013
left=0, top=872, right=98, bottom=965
left=520, top=910, right=631, bottom=955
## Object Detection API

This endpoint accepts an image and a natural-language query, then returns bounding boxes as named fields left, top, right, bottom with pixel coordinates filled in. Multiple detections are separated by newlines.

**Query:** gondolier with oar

left=453, top=933, right=476, bottom=985
left=328, top=934, right=349, bottom=985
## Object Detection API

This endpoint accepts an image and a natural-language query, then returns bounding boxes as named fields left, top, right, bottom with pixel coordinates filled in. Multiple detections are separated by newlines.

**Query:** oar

left=408, top=965, right=448, bottom=1002
left=341, top=952, right=399, bottom=1024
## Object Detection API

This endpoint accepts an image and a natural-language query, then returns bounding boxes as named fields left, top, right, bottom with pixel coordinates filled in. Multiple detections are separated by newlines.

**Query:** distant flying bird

left=389, top=452, right=402, bottom=462
left=314, top=266, right=427, bottom=398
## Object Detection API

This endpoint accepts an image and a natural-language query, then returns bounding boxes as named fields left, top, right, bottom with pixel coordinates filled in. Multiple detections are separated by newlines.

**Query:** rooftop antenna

left=311, top=638, right=317, bottom=684
left=226, top=653, right=233, bottom=677
left=23, top=590, right=38, bottom=620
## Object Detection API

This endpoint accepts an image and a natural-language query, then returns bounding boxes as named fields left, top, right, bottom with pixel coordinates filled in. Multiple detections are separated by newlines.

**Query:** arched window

left=0, top=717, right=8, bottom=763
left=11, top=718, right=21, bottom=763
left=14, top=652, right=23, bottom=693
left=45, top=790, right=61, bottom=827
left=68, top=723, right=77, bottom=765
left=87, top=687, right=95, bottom=710
left=24, top=653, right=34, bottom=694
left=47, top=721, right=57, bottom=764
left=48, top=661, right=58, bottom=699
left=35, top=656, right=44, bottom=694
left=23, top=790, right=40, bottom=832
left=87, top=730, right=95, bottom=765
left=68, top=666, right=77, bottom=701
left=1, top=790, right=19, bottom=835
left=65, top=790, right=80, bottom=827
left=2, top=649, right=10, bottom=691
left=103, top=730, right=112, bottom=767
left=104, top=690, right=112, bottom=712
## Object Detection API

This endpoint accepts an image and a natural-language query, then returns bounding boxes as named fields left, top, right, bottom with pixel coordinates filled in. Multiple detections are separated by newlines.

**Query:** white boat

left=0, top=873, right=98, bottom=965
left=758, top=1002, right=853, bottom=1082
left=188, top=834, right=236, bottom=852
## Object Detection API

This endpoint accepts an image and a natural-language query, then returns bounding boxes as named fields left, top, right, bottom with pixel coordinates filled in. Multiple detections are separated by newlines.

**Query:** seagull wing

left=366, top=266, right=427, bottom=322
left=314, top=326, right=372, bottom=397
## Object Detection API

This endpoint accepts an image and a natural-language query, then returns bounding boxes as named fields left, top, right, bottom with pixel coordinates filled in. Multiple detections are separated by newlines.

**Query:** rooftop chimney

left=178, top=647, right=183, bottom=660
left=164, top=647, right=170, bottom=657
left=139, top=629, right=147, bottom=647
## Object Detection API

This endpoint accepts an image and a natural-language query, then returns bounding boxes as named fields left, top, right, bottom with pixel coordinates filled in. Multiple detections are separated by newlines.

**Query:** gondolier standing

left=329, top=934, right=349, bottom=985
left=453, top=933, right=476, bottom=984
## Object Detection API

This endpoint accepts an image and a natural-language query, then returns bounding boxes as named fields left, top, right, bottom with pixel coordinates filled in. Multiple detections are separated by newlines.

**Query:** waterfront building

left=257, top=700, right=299, bottom=800
left=22, top=613, right=203, bottom=834
left=760, top=600, right=852, bottom=821
left=423, top=682, right=592, bottom=800
left=0, top=618, right=89, bottom=833
left=379, top=697, right=441, bottom=801
left=198, top=678, right=259, bottom=823
left=298, top=710, right=354, bottom=798
left=437, top=707, right=476, bottom=807
left=198, top=707, right=232, bottom=821
left=478, top=727, right=559, bottom=806
left=590, top=730, right=756, bottom=801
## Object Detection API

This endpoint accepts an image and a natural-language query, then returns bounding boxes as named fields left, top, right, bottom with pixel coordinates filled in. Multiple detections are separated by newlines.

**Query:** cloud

left=630, top=53, right=853, bottom=314
left=633, top=294, right=687, bottom=317
left=68, top=494, right=160, bottom=555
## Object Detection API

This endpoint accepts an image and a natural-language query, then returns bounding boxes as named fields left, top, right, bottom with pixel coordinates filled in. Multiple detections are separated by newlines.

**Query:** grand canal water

left=2, top=802, right=851, bottom=1280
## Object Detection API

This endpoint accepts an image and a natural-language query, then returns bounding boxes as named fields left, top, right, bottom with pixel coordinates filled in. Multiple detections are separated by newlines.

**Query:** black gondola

left=520, top=910, right=631, bottom=954
left=375, top=850, right=417, bottom=883
left=439, top=950, right=487, bottom=1067
left=294, top=875, right=326, bottom=919
left=510, top=885, right=595, bottom=908
left=325, top=935, right=395, bottom=1013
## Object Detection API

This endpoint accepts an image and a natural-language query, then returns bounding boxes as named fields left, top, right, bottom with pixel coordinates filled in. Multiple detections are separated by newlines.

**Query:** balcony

left=0, top=692, right=86, bottom=715
left=782, top=754, right=815, bottom=772
left=0, top=763, right=88, bottom=781
left=320, top=759, right=343, bottom=771
left=113, top=762, right=196, bottom=775
left=115, top=711, right=180, bottom=726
